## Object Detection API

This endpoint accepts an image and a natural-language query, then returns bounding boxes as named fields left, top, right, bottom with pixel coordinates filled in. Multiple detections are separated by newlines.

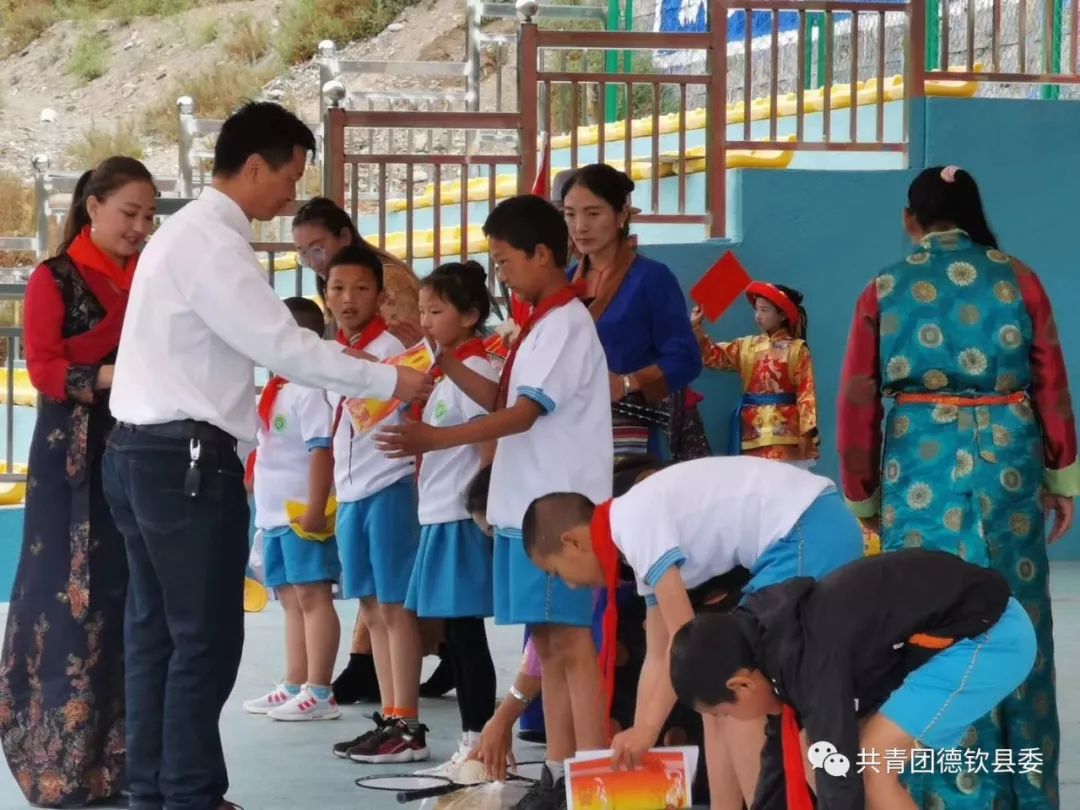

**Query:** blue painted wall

left=648, top=96, right=1080, bottom=558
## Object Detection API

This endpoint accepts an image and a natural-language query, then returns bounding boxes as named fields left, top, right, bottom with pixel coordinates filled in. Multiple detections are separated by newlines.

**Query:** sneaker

left=267, top=687, right=342, bottom=721
left=414, top=737, right=480, bottom=781
left=513, top=765, right=566, bottom=810
left=242, top=684, right=297, bottom=715
left=349, top=719, right=430, bottom=764
left=332, top=713, right=392, bottom=758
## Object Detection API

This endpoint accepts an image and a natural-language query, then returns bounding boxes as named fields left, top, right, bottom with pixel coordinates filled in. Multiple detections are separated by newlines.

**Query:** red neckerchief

left=246, top=374, right=290, bottom=488
left=409, top=337, right=488, bottom=422
left=60, top=228, right=137, bottom=365
left=591, top=499, right=621, bottom=740
left=411, top=337, right=492, bottom=470
left=782, top=704, right=815, bottom=810
left=432, top=337, right=488, bottom=383
left=67, top=225, right=138, bottom=291
left=332, top=317, right=389, bottom=437
left=510, top=292, right=532, bottom=325
left=495, top=286, right=579, bottom=409
left=257, top=376, right=288, bottom=432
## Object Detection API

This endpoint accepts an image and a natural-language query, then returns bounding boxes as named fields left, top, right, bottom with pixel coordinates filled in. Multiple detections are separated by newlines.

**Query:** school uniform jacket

left=740, top=549, right=1011, bottom=810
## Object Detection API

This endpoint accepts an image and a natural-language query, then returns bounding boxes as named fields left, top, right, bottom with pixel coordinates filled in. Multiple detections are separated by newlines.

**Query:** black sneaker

left=513, top=764, right=566, bottom=810
left=331, top=712, right=391, bottom=758
left=517, top=729, right=547, bottom=745
left=332, top=654, right=381, bottom=705
left=348, top=718, right=430, bottom=764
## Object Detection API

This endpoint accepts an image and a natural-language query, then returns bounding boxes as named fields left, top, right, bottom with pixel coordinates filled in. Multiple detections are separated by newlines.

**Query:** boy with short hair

left=376, top=194, right=613, bottom=809
left=521, top=455, right=864, bottom=808
left=323, top=244, right=428, bottom=764
left=668, top=549, right=1037, bottom=810
left=243, top=297, right=342, bottom=721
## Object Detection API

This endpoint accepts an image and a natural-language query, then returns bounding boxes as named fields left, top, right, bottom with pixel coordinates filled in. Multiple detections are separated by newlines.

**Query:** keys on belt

left=184, top=439, right=201, bottom=498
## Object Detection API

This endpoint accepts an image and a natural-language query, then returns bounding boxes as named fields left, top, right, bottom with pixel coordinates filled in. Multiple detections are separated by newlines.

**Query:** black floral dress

left=0, top=255, right=126, bottom=806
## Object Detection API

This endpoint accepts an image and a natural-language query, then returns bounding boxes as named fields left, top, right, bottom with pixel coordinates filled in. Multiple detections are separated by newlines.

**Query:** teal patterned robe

left=838, top=230, right=1080, bottom=809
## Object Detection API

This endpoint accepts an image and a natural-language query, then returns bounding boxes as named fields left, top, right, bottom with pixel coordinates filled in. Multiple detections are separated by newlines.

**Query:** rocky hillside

left=0, top=0, right=505, bottom=180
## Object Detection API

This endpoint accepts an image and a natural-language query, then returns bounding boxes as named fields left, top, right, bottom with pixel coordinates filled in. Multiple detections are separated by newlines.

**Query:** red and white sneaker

left=349, top=719, right=430, bottom=763
left=268, top=686, right=342, bottom=721
left=242, top=683, right=297, bottom=715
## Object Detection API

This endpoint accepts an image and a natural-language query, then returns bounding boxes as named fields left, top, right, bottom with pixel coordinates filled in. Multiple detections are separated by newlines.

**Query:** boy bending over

left=670, top=549, right=1036, bottom=810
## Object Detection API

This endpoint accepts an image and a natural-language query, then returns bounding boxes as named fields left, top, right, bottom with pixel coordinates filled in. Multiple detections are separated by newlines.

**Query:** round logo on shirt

left=434, top=400, right=448, bottom=422
left=272, top=414, right=287, bottom=433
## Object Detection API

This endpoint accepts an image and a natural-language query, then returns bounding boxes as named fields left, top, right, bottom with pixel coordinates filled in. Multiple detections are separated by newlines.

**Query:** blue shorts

left=336, top=479, right=420, bottom=603
left=493, top=527, right=594, bottom=627
left=262, top=526, right=341, bottom=588
left=879, top=597, right=1036, bottom=749
left=405, top=519, right=494, bottom=618
left=743, top=489, right=864, bottom=596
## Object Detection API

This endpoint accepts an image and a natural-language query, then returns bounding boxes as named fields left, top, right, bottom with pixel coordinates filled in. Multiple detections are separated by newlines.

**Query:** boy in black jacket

left=669, top=549, right=1036, bottom=810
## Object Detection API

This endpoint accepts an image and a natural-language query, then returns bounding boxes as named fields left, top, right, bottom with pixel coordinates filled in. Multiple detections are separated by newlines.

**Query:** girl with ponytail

left=839, top=165, right=1075, bottom=809
left=1, top=155, right=156, bottom=806
left=691, top=281, right=821, bottom=466
left=404, top=260, right=499, bottom=777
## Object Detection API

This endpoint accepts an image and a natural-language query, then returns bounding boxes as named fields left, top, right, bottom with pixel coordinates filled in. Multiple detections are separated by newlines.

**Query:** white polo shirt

left=608, top=456, right=835, bottom=602
left=418, top=355, right=499, bottom=525
left=253, top=383, right=333, bottom=530
left=110, top=186, right=397, bottom=442
left=488, top=299, right=613, bottom=530
left=331, top=330, right=415, bottom=502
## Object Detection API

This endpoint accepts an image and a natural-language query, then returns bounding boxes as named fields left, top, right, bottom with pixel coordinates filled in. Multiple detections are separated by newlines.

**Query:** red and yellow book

left=564, top=747, right=698, bottom=810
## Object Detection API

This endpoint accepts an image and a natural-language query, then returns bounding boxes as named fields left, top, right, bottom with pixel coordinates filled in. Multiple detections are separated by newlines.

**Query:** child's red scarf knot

left=495, top=286, right=579, bottom=409
left=410, top=337, right=489, bottom=447
left=591, top=499, right=621, bottom=740
left=331, top=317, right=389, bottom=438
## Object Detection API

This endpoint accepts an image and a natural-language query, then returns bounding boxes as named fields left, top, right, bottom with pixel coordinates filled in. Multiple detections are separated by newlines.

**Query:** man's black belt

left=116, top=420, right=237, bottom=447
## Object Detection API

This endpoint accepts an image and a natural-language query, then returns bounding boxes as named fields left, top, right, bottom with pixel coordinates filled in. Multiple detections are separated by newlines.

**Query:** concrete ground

left=0, top=565, right=1078, bottom=810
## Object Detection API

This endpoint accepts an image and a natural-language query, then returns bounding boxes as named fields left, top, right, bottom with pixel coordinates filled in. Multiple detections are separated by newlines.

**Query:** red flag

left=690, top=251, right=753, bottom=322
left=531, top=132, right=550, bottom=198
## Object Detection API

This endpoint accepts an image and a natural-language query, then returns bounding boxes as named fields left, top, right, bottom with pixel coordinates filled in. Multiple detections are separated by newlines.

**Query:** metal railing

left=720, top=0, right=910, bottom=152
left=467, top=0, right=610, bottom=117
left=323, top=98, right=523, bottom=269
left=529, top=26, right=726, bottom=231
left=911, top=0, right=1080, bottom=91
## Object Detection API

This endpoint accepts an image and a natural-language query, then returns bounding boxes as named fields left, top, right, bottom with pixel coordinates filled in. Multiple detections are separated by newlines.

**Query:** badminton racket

left=354, top=760, right=543, bottom=803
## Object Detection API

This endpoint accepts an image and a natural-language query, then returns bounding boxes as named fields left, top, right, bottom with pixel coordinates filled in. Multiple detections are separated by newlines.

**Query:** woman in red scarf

left=0, top=157, right=156, bottom=807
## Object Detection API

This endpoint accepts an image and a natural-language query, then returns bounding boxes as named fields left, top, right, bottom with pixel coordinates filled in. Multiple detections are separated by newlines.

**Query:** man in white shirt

left=102, top=101, right=429, bottom=810
left=520, top=456, right=865, bottom=810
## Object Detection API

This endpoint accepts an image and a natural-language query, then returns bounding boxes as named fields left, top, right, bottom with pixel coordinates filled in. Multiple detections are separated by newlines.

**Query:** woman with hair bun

left=0, top=156, right=156, bottom=806
left=561, top=163, right=702, bottom=460
left=839, top=165, right=1076, bottom=809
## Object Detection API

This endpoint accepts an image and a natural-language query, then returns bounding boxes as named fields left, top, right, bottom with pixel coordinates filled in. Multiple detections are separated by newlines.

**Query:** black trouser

left=103, top=422, right=249, bottom=810
left=443, top=617, right=496, bottom=733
